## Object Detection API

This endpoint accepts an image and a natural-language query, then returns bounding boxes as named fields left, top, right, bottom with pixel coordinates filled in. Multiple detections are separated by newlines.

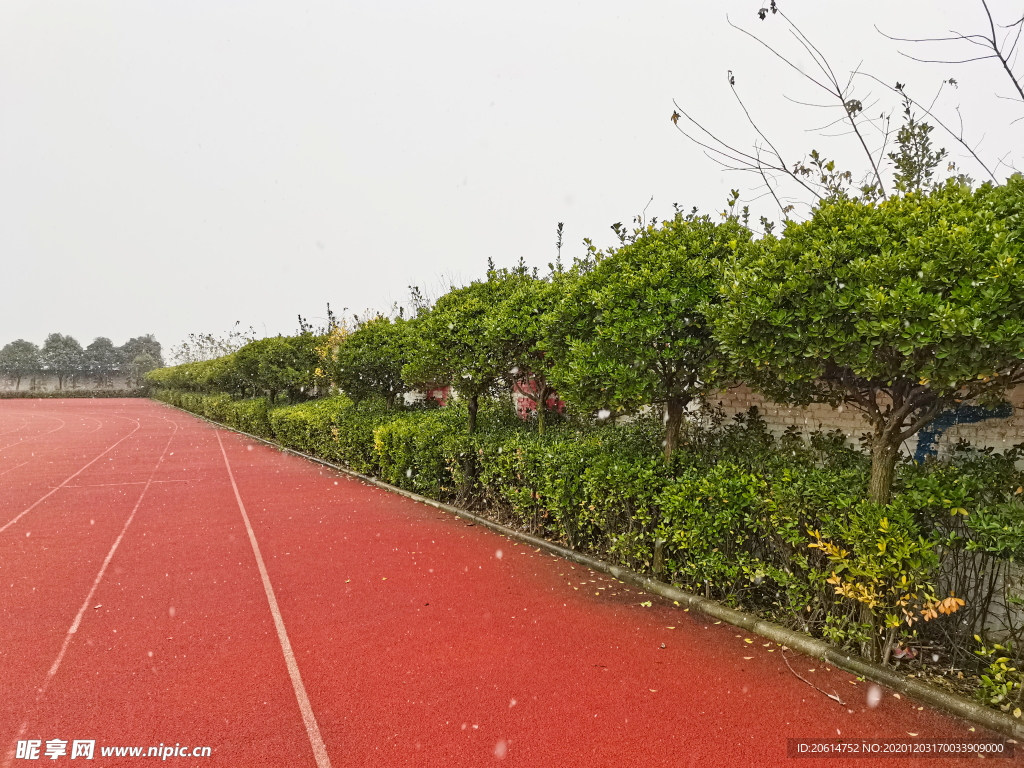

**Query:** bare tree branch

left=877, top=1, right=1024, bottom=105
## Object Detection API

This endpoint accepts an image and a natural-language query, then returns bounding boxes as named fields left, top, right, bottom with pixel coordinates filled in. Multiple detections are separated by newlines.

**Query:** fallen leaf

left=93, top=605, right=102, bottom=609
left=908, top=733, right=917, bottom=737
left=893, top=694, right=901, bottom=699
left=640, top=601, right=652, bottom=607
left=1015, top=708, right=1022, bottom=719
left=649, top=689, right=657, bottom=693
left=667, top=627, right=675, bottom=629
left=743, top=656, right=753, bottom=660
left=382, top=577, right=387, bottom=580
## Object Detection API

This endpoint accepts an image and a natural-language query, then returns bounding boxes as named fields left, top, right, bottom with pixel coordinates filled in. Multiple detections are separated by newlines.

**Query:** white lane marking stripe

left=0, top=462, right=28, bottom=479
left=51, top=421, right=177, bottom=664
left=0, top=419, right=141, bottom=535
left=0, top=418, right=28, bottom=437
left=0, top=415, right=65, bottom=453
left=216, top=430, right=332, bottom=768
left=2, top=417, right=177, bottom=768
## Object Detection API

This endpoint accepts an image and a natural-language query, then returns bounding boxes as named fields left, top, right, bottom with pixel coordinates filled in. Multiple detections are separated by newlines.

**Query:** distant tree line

left=0, top=334, right=163, bottom=391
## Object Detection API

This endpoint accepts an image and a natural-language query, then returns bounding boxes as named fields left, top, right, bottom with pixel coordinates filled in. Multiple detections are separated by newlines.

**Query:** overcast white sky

left=1, top=1, right=1019, bottom=357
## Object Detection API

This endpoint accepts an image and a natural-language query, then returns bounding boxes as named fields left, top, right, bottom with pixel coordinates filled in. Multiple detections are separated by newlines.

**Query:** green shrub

left=270, top=396, right=353, bottom=455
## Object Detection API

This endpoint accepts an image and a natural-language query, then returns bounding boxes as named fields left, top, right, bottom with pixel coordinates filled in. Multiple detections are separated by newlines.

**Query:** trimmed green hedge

left=0, top=389, right=147, bottom=399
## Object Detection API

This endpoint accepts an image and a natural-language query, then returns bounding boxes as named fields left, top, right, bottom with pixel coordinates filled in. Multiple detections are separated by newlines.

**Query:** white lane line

left=55, top=480, right=190, bottom=488
left=0, top=419, right=140, bottom=535
left=0, top=462, right=28, bottom=479
left=216, top=430, right=333, bottom=768
left=47, top=420, right=178, bottom=675
left=0, top=416, right=66, bottom=454
left=2, top=418, right=177, bottom=768
left=0, top=418, right=28, bottom=437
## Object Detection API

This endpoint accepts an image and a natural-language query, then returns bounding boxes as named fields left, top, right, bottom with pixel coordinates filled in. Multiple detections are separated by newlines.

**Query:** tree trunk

left=468, top=395, right=478, bottom=434
left=868, top=436, right=900, bottom=505
left=14, top=376, right=20, bottom=391
left=860, top=602, right=881, bottom=662
left=537, top=386, right=551, bottom=436
left=663, top=395, right=688, bottom=465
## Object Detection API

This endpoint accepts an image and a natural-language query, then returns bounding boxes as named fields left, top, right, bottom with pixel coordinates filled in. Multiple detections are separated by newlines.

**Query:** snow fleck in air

left=494, top=740, right=508, bottom=759
left=495, top=550, right=503, bottom=559
left=597, top=409, right=611, bottom=420
left=509, top=699, right=516, bottom=708
left=169, top=606, right=176, bottom=618
left=867, top=684, right=882, bottom=708
left=406, top=468, right=413, bottom=478
left=247, top=445, right=253, bottom=451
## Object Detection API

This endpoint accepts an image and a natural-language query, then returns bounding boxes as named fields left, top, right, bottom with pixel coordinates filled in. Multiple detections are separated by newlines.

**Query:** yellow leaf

left=743, top=656, right=753, bottom=660
left=744, top=639, right=753, bottom=644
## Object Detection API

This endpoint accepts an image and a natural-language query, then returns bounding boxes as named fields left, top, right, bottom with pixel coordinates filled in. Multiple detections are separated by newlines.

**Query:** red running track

left=0, top=399, right=1010, bottom=766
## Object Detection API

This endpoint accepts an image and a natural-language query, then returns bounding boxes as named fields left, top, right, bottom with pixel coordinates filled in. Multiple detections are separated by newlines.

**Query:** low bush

left=0, top=389, right=148, bottom=399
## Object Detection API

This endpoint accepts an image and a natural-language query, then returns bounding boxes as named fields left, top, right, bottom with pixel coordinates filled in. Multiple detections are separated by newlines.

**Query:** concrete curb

left=155, top=400, right=1024, bottom=742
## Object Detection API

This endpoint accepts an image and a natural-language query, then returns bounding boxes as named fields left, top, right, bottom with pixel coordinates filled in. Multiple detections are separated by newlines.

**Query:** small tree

left=84, top=337, right=120, bottom=388
left=41, top=333, right=84, bottom=390
left=485, top=271, right=561, bottom=434
left=545, top=212, right=748, bottom=463
left=120, top=335, right=164, bottom=369
left=0, top=340, right=41, bottom=390
left=403, top=275, right=511, bottom=434
left=236, top=335, right=319, bottom=405
left=712, top=176, right=1024, bottom=505
left=333, top=315, right=409, bottom=408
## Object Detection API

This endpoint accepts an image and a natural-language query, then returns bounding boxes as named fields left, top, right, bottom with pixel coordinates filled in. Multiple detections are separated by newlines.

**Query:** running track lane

left=0, top=400, right=1010, bottom=766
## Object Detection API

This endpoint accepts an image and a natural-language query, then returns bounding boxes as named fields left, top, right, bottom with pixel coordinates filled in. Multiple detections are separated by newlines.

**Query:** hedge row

left=0, top=389, right=148, bottom=399
left=154, top=386, right=1024, bottom=709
